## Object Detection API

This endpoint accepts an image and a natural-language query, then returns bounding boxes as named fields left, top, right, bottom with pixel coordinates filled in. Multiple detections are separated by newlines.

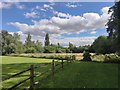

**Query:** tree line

left=0, top=30, right=90, bottom=55
left=0, top=30, right=118, bottom=55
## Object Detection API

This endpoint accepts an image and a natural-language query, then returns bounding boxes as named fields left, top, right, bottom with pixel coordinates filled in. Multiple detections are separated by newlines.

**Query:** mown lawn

left=39, top=61, right=118, bottom=88
left=1, top=56, right=52, bottom=89
left=1, top=56, right=119, bottom=89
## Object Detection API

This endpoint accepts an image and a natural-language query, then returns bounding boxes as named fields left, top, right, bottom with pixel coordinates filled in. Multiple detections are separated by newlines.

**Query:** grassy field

left=1, top=56, right=53, bottom=89
left=1, top=56, right=119, bottom=89
left=39, top=61, right=118, bottom=88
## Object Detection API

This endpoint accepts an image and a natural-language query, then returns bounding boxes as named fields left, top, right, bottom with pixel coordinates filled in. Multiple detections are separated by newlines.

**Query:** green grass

left=39, top=61, right=118, bottom=88
left=1, top=56, right=119, bottom=89
left=1, top=56, right=53, bottom=89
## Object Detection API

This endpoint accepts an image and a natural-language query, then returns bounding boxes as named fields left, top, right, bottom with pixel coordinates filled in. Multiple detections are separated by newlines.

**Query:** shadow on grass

left=2, top=62, right=52, bottom=89
left=2, top=63, right=51, bottom=78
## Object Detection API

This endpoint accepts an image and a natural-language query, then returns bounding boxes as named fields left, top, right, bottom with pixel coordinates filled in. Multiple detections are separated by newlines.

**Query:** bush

left=25, top=47, right=36, bottom=53
left=44, top=55, right=72, bottom=60
left=104, top=53, right=120, bottom=63
left=56, top=49, right=62, bottom=53
left=91, top=53, right=120, bottom=63
left=91, top=54, right=105, bottom=62
left=82, top=51, right=92, bottom=61
left=44, top=46, right=56, bottom=53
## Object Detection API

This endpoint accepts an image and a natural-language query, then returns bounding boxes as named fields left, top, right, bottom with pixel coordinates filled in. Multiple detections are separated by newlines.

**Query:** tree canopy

left=90, top=36, right=115, bottom=54
left=106, top=1, right=120, bottom=55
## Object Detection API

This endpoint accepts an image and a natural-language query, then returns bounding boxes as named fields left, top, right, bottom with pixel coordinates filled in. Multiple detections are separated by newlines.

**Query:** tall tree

left=13, top=33, right=24, bottom=53
left=106, top=1, right=120, bottom=55
left=26, top=33, right=32, bottom=42
left=45, top=33, right=50, bottom=46
left=25, top=33, right=32, bottom=47
left=57, top=43, right=60, bottom=47
left=68, top=42, right=74, bottom=52
left=24, top=33, right=37, bottom=53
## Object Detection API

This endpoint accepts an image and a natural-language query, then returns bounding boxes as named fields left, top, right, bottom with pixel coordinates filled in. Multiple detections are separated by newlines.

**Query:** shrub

left=25, top=47, right=36, bottom=53
left=104, top=53, right=120, bottom=63
left=82, top=51, right=92, bottom=61
left=91, top=54, right=105, bottom=62
left=47, top=55, right=55, bottom=59
left=72, top=55, right=76, bottom=60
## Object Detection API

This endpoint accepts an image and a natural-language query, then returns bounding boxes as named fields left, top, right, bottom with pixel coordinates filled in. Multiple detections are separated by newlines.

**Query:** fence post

left=70, top=56, right=72, bottom=63
left=52, top=60, right=55, bottom=77
left=61, top=59, right=63, bottom=69
left=30, top=65, right=34, bottom=90
left=72, top=55, right=76, bottom=61
left=67, top=60, right=68, bottom=64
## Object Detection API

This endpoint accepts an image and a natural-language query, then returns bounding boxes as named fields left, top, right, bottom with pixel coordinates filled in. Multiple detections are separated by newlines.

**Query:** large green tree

left=12, top=33, right=24, bottom=54
left=25, top=33, right=32, bottom=47
left=24, top=33, right=36, bottom=53
left=91, top=36, right=115, bottom=54
left=106, top=1, right=120, bottom=55
left=0, top=30, right=24, bottom=55
left=1, top=30, right=15, bottom=54
left=34, top=40, right=44, bottom=53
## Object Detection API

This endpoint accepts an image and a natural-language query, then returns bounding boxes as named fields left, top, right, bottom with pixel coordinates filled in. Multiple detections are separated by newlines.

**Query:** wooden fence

left=2, top=59, right=73, bottom=90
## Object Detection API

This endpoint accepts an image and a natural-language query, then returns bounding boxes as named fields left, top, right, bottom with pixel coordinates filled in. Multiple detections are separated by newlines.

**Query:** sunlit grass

left=1, top=56, right=52, bottom=89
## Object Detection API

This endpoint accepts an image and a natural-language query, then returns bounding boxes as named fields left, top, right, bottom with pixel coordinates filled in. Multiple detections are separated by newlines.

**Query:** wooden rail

left=2, top=68, right=31, bottom=81
left=2, top=59, right=73, bottom=90
left=8, top=77, right=31, bottom=90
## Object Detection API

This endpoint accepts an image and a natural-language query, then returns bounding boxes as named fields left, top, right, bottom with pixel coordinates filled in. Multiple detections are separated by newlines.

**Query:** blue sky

left=1, top=2, right=114, bottom=46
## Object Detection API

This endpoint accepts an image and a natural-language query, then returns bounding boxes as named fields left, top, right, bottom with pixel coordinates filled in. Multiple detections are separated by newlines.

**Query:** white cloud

left=15, top=3, right=24, bottom=9
left=90, top=31, right=97, bottom=34
left=31, top=4, right=53, bottom=13
left=50, top=36, right=97, bottom=46
left=40, top=8, right=47, bottom=12
left=48, top=0, right=54, bottom=2
left=0, top=2, right=24, bottom=9
left=0, top=2, right=12, bottom=9
left=49, top=2, right=55, bottom=6
left=31, top=5, right=46, bottom=12
left=24, top=11, right=39, bottom=18
left=66, top=3, right=81, bottom=8
left=11, top=6, right=111, bottom=36
left=9, top=6, right=111, bottom=46
left=54, top=11, right=71, bottom=18
left=66, top=4, right=77, bottom=8
left=101, top=7, right=110, bottom=14
left=9, top=32, right=14, bottom=35
left=35, top=5, right=40, bottom=9
left=43, top=4, right=53, bottom=10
